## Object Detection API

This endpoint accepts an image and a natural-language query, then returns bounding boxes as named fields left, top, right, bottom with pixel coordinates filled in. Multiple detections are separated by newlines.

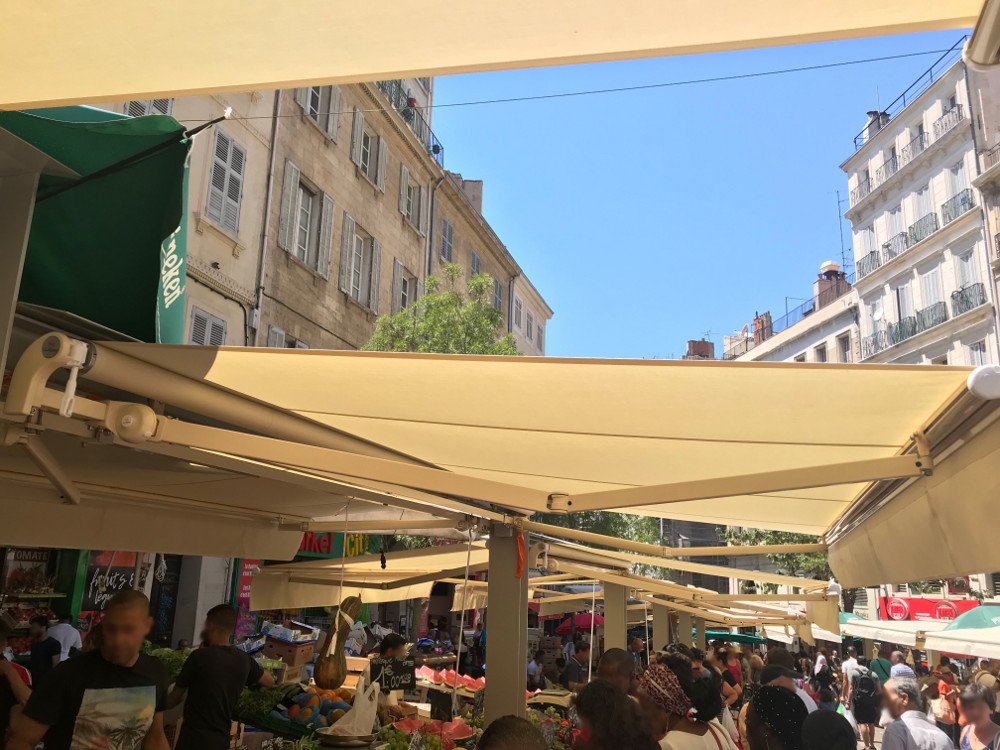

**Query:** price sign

left=369, top=657, right=416, bottom=693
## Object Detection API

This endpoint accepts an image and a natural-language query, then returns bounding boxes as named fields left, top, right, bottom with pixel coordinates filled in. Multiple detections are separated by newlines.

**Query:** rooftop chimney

left=863, top=111, right=890, bottom=142
left=814, top=260, right=851, bottom=310
left=448, top=172, right=484, bottom=214
left=683, top=339, right=715, bottom=360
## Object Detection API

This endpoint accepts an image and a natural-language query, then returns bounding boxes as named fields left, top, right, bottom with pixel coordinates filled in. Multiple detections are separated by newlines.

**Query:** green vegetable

left=147, top=647, right=191, bottom=684
left=237, top=683, right=303, bottom=719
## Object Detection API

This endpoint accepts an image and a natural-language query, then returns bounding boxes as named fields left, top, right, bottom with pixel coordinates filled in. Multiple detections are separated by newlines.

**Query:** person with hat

left=745, top=686, right=809, bottom=750
left=763, top=650, right=818, bottom=714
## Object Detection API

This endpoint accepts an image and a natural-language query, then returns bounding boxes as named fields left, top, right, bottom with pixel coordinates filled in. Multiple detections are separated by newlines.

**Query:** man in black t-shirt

left=166, top=604, right=274, bottom=750
left=9, top=590, right=170, bottom=750
left=27, top=615, right=60, bottom=685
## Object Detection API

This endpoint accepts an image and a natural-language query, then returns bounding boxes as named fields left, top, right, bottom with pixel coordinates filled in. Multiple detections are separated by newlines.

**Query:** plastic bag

left=329, top=674, right=380, bottom=736
left=879, top=708, right=893, bottom=728
left=843, top=709, right=860, bottom=739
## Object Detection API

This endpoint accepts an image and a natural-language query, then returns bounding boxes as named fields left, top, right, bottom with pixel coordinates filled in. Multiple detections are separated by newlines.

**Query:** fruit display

left=379, top=718, right=477, bottom=750
left=280, top=685, right=354, bottom=730
left=237, top=683, right=305, bottom=720
left=527, top=707, right=576, bottom=750
left=0, top=604, right=57, bottom=631
left=414, top=667, right=485, bottom=692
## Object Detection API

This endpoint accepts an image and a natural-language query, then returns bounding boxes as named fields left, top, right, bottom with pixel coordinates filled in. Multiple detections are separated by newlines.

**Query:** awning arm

left=509, top=516, right=826, bottom=557
left=278, top=518, right=477, bottom=533
left=287, top=560, right=491, bottom=590
left=550, top=441, right=933, bottom=513
left=1, top=425, right=81, bottom=505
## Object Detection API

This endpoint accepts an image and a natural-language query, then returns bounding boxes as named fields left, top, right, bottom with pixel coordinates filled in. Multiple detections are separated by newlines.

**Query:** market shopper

left=166, top=604, right=274, bottom=750
left=957, top=684, right=1000, bottom=750
left=641, top=655, right=737, bottom=750
left=0, top=626, right=31, bottom=745
left=762, top=653, right=817, bottom=713
left=891, top=651, right=917, bottom=679
left=800, top=709, right=856, bottom=750
left=745, top=686, right=808, bottom=750
left=8, top=590, right=170, bottom=750
left=882, top=677, right=953, bottom=750
left=46, top=616, right=82, bottom=663
left=527, top=649, right=546, bottom=691
left=563, top=642, right=591, bottom=692
left=26, top=616, right=60, bottom=684
left=846, top=656, right=881, bottom=750
left=598, top=648, right=638, bottom=696
left=478, top=715, right=547, bottom=750
left=630, top=638, right=649, bottom=672
left=576, top=679, right=658, bottom=750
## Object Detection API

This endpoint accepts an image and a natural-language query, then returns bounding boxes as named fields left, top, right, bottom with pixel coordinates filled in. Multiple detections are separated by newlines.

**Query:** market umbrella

left=704, top=630, right=767, bottom=645
left=0, top=106, right=191, bottom=343
left=556, top=613, right=603, bottom=635
left=942, top=604, right=1000, bottom=631
left=840, top=612, right=864, bottom=625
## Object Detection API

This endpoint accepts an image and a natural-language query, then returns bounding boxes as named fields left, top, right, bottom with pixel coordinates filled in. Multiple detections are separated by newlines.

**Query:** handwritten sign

left=82, top=565, right=137, bottom=611
left=369, top=657, right=416, bottom=693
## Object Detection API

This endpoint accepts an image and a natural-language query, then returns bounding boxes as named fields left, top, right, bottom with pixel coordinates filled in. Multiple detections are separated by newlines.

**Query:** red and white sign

left=879, top=596, right=978, bottom=622
left=235, top=559, right=260, bottom=639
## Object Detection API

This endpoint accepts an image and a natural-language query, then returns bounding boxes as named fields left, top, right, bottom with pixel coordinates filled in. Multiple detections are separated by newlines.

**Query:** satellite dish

left=873, top=308, right=884, bottom=322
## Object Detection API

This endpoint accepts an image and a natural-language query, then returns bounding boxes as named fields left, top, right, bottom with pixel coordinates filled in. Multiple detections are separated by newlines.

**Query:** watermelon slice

left=392, top=719, right=425, bottom=734
left=441, top=720, right=475, bottom=741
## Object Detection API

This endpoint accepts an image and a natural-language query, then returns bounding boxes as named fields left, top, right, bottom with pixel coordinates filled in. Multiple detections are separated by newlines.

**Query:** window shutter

left=277, top=159, right=300, bottom=251
left=151, top=99, right=172, bottom=115
left=206, top=130, right=231, bottom=224
left=267, top=326, right=286, bottom=347
left=418, top=186, right=428, bottom=234
left=126, top=100, right=149, bottom=117
left=190, top=309, right=209, bottom=345
left=391, top=258, right=403, bottom=314
left=416, top=278, right=425, bottom=300
left=294, top=88, right=308, bottom=110
left=326, top=87, right=342, bottom=141
left=399, top=164, right=410, bottom=214
left=350, top=108, right=365, bottom=165
left=339, top=212, right=356, bottom=294
left=223, top=142, right=246, bottom=233
left=208, top=318, right=227, bottom=346
left=317, top=193, right=335, bottom=279
left=376, top=138, right=388, bottom=192
left=369, top=239, right=382, bottom=313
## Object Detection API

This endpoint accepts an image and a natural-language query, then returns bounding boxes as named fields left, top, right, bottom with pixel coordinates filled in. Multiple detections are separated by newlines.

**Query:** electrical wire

left=178, top=48, right=951, bottom=126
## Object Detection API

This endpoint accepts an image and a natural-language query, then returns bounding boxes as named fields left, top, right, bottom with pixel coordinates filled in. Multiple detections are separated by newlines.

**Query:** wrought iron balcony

left=856, top=249, right=883, bottom=278
left=941, top=188, right=975, bottom=226
left=932, top=105, right=964, bottom=141
left=850, top=178, right=872, bottom=206
left=882, top=232, right=909, bottom=262
left=952, top=282, right=987, bottom=317
left=375, top=80, right=445, bottom=167
left=916, top=301, right=948, bottom=333
left=860, top=330, right=887, bottom=359
left=899, top=133, right=928, bottom=169
left=874, top=156, right=899, bottom=185
left=996, top=233, right=1000, bottom=261
left=908, top=213, right=939, bottom=246
left=983, top=144, right=1000, bottom=172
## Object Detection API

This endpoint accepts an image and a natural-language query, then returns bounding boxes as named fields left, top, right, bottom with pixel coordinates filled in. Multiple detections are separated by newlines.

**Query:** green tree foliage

left=722, top=528, right=831, bottom=579
left=363, top=263, right=518, bottom=355
left=536, top=512, right=665, bottom=578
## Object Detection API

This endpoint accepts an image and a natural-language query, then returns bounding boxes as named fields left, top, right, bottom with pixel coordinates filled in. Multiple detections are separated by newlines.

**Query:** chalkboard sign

left=369, top=657, right=416, bottom=693
left=82, top=565, right=139, bottom=612
left=429, top=689, right=454, bottom=721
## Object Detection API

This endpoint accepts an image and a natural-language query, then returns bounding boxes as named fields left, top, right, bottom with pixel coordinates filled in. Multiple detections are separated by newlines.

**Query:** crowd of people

left=505, top=636, right=1000, bottom=750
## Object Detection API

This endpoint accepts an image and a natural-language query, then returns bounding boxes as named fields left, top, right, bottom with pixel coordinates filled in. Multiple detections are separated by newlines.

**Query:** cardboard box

left=279, top=664, right=308, bottom=684
left=264, top=637, right=315, bottom=667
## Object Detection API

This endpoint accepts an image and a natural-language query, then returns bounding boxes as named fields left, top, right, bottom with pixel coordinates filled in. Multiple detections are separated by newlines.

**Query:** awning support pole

left=604, top=583, right=627, bottom=651
left=484, top=525, right=528, bottom=722
left=677, top=611, right=693, bottom=647
left=549, top=453, right=933, bottom=513
left=652, top=605, right=670, bottom=651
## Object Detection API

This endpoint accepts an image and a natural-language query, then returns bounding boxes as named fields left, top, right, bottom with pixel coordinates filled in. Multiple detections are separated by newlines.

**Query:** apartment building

left=841, top=49, right=999, bottom=367
left=970, top=66, right=1000, bottom=323
left=723, top=262, right=859, bottom=364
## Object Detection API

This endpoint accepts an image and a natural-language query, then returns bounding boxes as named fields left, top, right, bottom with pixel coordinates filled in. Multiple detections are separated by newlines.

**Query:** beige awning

left=3, top=335, right=998, bottom=586
left=0, top=0, right=981, bottom=109
left=924, top=627, right=1000, bottom=659
left=839, top=619, right=940, bottom=647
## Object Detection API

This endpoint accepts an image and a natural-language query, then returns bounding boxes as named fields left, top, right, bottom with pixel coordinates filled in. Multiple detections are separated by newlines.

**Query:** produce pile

left=527, top=707, right=575, bottom=750
left=414, top=667, right=485, bottom=692
left=379, top=718, right=477, bottom=750
left=142, top=644, right=192, bottom=684
left=236, top=683, right=304, bottom=722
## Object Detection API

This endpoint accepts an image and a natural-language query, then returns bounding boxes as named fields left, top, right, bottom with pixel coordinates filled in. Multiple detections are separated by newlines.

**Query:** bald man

left=9, top=590, right=169, bottom=750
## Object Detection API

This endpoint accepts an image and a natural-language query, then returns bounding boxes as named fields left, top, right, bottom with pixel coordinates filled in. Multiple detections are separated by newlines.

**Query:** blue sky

left=430, top=30, right=969, bottom=359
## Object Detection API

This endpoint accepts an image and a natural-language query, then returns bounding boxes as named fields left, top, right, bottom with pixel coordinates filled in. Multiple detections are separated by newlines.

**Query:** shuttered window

left=127, top=99, right=173, bottom=117
left=956, top=251, right=977, bottom=289
left=514, top=298, right=523, bottom=329
left=190, top=308, right=227, bottom=345
left=493, top=279, right=503, bottom=311
left=340, top=216, right=382, bottom=312
left=471, top=251, right=481, bottom=276
left=441, top=218, right=454, bottom=261
left=276, top=160, right=334, bottom=278
left=295, top=86, right=342, bottom=140
left=920, top=264, right=942, bottom=306
left=206, top=129, right=246, bottom=235
left=526, top=312, right=534, bottom=340
left=391, top=258, right=417, bottom=313
left=537, top=325, right=544, bottom=352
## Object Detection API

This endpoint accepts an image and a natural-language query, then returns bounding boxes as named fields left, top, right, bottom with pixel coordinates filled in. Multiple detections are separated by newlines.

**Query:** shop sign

left=235, top=559, right=260, bottom=639
left=297, top=532, right=368, bottom=559
left=879, top=596, right=978, bottom=622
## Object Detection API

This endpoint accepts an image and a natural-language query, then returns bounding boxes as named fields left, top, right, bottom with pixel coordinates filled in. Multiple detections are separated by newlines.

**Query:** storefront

left=878, top=596, right=980, bottom=623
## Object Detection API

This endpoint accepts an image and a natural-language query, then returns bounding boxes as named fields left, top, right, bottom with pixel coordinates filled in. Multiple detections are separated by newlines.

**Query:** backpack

left=854, top=669, right=878, bottom=702
left=813, top=664, right=834, bottom=689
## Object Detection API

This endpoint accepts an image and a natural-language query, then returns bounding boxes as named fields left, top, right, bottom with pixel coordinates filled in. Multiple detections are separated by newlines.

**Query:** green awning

left=942, top=604, right=1000, bottom=631
left=703, top=630, right=768, bottom=645
left=0, top=106, right=191, bottom=343
left=840, top=611, right=863, bottom=625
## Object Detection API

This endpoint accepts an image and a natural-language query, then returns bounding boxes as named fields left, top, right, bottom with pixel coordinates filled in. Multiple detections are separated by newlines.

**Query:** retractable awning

left=0, top=0, right=981, bottom=109
left=3, top=335, right=999, bottom=584
left=839, top=619, right=940, bottom=647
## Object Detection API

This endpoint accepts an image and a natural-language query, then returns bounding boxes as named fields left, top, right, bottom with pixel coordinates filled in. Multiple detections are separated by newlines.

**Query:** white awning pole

left=452, top=533, right=473, bottom=712
left=644, top=600, right=650, bottom=667
left=588, top=586, right=597, bottom=681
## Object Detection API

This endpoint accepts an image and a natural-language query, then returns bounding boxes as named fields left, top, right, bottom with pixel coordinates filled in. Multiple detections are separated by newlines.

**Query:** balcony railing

left=916, top=301, right=948, bottom=332
left=874, top=156, right=899, bottom=185
left=856, top=249, right=883, bottom=278
left=995, top=232, right=1000, bottom=261
left=375, top=80, right=445, bottom=166
left=933, top=105, right=964, bottom=141
left=860, top=330, right=887, bottom=359
left=908, top=213, right=939, bottom=246
left=861, top=317, right=918, bottom=359
left=882, top=232, right=909, bottom=262
left=899, top=133, right=928, bottom=169
left=952, top=282, right=987, bottom=317
left=983, top=144, right=1000, bottom=172
left=850, top=178, right=873, bottom=206
left=941, top=188, right=975, bottom=225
